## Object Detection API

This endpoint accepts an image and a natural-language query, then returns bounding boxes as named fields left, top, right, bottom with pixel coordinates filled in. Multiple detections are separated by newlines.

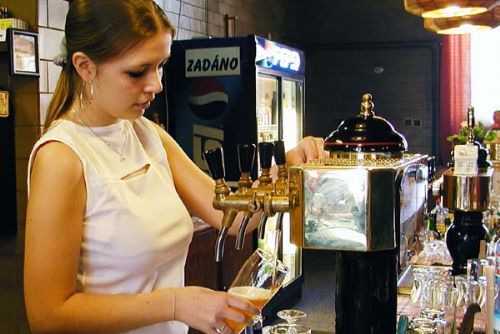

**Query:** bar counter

left=285, top=250, right=486, bottom=333
left=269, top=249, right=335, bottom=332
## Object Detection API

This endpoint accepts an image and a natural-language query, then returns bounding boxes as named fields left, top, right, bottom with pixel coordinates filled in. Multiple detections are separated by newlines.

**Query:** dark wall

left=293, top=0, right=442, bottom=157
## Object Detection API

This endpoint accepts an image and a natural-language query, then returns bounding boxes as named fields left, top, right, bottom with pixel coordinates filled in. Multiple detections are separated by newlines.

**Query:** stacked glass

left=409, top=265, right=489, bottom=333
left=270, top=309, right=311, bottom=334
left=409, top=267, right=457, bottom=333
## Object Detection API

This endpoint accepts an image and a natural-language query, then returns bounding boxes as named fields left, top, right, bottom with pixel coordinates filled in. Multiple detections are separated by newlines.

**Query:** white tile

left=40, top=93, right=53, bottom=126
left=208, top=11, right=223, bottom=25
left=177, top=28, right=194, bottom=40
left=181, top=3, right=195, bottom=18
left=179, top=15, right=190, bottom=30
left=39, top=60, right=49, bottom=93
left=184, top=0, right=205, bottom=9
left=47, top=0, right=69, bottom=30
left=166, top=11, right=180, bottom=27
left=208, top=23, right=222, bottom=38
left=38, top=0, right=48, bottom=27
left=47, top=62, right=62, bottom=93
left=39, top=28, right=65, bottom=61
left=190, top=18, right=202, bottom=33
left=165, top=0, right=180, bottom=13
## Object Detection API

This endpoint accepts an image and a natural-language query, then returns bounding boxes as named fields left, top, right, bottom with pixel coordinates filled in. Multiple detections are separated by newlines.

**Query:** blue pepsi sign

left=255, top=36, right=305, bottom=74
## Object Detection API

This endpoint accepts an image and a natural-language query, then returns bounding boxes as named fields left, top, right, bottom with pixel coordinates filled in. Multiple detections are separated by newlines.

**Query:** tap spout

left=215, top=208, right=238, bottom=262
left=276, top=212, right=285, bottom=232
left=236, top=213, right=252, bottom=250
left=215, top=227, right=229, bottom=263
left=258, top=214, right=268, bottom=240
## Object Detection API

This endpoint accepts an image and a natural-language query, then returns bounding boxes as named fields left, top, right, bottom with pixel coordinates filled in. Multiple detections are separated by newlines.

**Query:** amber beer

left=224, top=286, right=273, bottom=332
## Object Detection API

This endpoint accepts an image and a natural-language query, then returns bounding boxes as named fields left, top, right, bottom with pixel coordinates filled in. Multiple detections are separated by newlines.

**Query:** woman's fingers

left=226, top=294, right=259, bottom=315
left=213, top=321, right=233, bottom=334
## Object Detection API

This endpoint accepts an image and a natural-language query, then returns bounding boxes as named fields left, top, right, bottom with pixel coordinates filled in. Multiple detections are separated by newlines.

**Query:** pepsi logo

left=188, top=78, right=228, bottom=120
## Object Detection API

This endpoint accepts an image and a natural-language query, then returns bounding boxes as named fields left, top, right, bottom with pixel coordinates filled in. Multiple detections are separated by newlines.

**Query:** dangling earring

left=79, top=81, right=85, bottom=111
left=88, top=80, right=94, bottom=105
left=79, top=80, right=94, bottom=111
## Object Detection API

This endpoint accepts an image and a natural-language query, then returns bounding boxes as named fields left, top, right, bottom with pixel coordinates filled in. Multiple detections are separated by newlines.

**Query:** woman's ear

left=72, top=51, right=96, bottom=81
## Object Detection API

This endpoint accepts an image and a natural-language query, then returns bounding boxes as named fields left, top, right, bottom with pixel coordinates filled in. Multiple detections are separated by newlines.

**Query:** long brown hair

left=44, top=0, right=175, bottom=132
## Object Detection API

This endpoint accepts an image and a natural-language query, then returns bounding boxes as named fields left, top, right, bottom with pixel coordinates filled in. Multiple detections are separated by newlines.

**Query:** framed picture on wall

left=8, top=28, right=39, bottom=77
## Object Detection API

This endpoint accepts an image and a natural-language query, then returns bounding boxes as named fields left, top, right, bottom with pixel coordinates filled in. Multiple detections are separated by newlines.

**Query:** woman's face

left=89, top=31, right=172, bottom=125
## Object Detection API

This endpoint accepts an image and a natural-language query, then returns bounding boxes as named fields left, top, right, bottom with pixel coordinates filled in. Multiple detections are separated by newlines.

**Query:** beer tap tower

left=203, top=140, right=297, bottom=291
left=436, top=106, right=492, bottom=275
left=205, top=94, right=430, bottom=334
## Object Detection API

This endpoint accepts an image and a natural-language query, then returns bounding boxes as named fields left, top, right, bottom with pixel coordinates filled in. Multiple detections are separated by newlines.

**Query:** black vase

left=446, top=210, right=489, bottom=275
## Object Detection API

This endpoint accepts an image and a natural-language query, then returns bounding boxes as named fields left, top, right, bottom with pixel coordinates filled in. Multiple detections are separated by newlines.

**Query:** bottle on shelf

left=494, top=238, right=500, bottom=332
left=425, top=198, right=449, bottom=239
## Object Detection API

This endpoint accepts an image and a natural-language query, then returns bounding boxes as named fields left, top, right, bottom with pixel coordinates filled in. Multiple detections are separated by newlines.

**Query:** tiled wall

left=294, top=0, right=442, bottom=159
left=0, top=0, right=39, bottom=332
left=0, top=0, right=293, bottom=332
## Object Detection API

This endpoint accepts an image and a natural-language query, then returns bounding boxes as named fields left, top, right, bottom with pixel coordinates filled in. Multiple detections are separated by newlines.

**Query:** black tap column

left=335, top=250, right=397, bottom=334
left=334, top=172, right=398, bottom=334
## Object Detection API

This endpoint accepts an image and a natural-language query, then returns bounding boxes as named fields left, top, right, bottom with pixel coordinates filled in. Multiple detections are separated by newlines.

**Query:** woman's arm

left=24, top=142, right=257, bottom=333
left=153, top=122, right=326, bottom=235
left=25, top=142, right=175, bottom=333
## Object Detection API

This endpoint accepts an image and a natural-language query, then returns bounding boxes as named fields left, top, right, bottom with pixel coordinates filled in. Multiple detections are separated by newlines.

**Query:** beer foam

left=228, top=286, right=272, bottom=301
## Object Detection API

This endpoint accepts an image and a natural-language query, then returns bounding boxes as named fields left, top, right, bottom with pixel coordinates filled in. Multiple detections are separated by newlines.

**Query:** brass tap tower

left=203, top=140, right=298, bottom=264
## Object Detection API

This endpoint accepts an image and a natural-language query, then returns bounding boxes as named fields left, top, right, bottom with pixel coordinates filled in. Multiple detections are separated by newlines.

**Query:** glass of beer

left=225, top=248, right=289, bottom=333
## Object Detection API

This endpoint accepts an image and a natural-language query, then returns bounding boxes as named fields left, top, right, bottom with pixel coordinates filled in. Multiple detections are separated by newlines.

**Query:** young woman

left=24, top=1, right=325, bottom=333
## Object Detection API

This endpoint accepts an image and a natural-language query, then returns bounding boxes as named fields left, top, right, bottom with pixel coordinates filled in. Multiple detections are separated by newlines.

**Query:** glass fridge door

left=256, top=75, right=279, bottom=143
left=257, top=79, right=304, bottom=288
left=282, top=79, right=303, bottom=150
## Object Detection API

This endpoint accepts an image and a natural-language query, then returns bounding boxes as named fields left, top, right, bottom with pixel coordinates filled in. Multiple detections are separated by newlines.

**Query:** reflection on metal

left=290, top=154, right=429, bottom=253
left=442, top=168, right=493, bottom=211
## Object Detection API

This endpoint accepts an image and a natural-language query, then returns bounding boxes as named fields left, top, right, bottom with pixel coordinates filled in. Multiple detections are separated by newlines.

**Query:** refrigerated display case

left=165, top=35, right=304, bottom=181
left=165, top=34, right=305, bottom=313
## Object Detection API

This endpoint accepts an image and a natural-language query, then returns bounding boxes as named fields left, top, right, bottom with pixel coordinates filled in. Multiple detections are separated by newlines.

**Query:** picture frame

left=7, top=28, right=39, bottom=77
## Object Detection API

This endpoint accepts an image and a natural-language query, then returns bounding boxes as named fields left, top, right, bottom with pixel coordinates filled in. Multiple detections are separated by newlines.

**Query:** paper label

left=0, top=91, right=8, bottom=117
left=454, top=144, right=478, bottom=175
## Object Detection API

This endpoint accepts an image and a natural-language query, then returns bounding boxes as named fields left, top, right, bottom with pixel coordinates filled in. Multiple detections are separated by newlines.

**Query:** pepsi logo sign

left=188, top=78, right=229, bottom=120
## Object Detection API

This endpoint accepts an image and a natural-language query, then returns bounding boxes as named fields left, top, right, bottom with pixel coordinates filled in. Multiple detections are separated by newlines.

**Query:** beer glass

left=225, top=248, right=289, bottom=333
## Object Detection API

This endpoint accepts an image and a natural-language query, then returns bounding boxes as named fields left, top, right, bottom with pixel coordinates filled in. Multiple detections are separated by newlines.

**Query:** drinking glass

left=224, top=248, right=289, bottom=333
left=270, top=309, right=311, bottom=334
left=270, top=324, right=311, bottom=334
left=276, top=309, right=307, bottom=324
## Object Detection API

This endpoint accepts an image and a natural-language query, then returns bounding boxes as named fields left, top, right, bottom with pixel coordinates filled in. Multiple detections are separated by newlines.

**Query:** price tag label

left=454, top=144, right=478, bottom=175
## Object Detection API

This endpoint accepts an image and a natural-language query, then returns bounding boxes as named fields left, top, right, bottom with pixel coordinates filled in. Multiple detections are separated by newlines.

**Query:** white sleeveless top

left=28, top=117, right=193, bottom=334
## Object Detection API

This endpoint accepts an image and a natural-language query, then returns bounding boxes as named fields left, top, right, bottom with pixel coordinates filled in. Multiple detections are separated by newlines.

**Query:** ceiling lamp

left=404, top=0, right=499, bottom=18
left=424, top=5, right=500, bottom=33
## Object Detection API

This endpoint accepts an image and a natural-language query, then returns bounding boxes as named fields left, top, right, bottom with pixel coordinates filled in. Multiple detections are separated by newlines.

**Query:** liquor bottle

left=494, top=238, right=500, bottom=332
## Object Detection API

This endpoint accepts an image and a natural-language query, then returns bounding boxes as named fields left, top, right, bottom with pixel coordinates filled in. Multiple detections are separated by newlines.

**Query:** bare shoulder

left=31, top=141, right=83, bottom=183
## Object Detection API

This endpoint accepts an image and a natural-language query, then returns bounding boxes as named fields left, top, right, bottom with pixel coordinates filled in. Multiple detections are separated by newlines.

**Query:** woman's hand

left=174, top=286, right=259, bottom=334
left=285, top=136, right=326, bottom=166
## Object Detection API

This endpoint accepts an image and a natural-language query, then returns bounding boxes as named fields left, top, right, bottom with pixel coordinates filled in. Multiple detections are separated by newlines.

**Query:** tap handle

left=258, top=142, right=274, bottom=169
left=203, top=147, right=225, bottom=180
left=238, top=143, right=256, bottom=174
left=273, top=140, right=286, bottom=165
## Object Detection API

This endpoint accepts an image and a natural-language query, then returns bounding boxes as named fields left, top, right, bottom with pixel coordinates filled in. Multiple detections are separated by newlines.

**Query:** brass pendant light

left=404, top=0, right=498, bottom=18
left=424, top=5, right=500, bottom=33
